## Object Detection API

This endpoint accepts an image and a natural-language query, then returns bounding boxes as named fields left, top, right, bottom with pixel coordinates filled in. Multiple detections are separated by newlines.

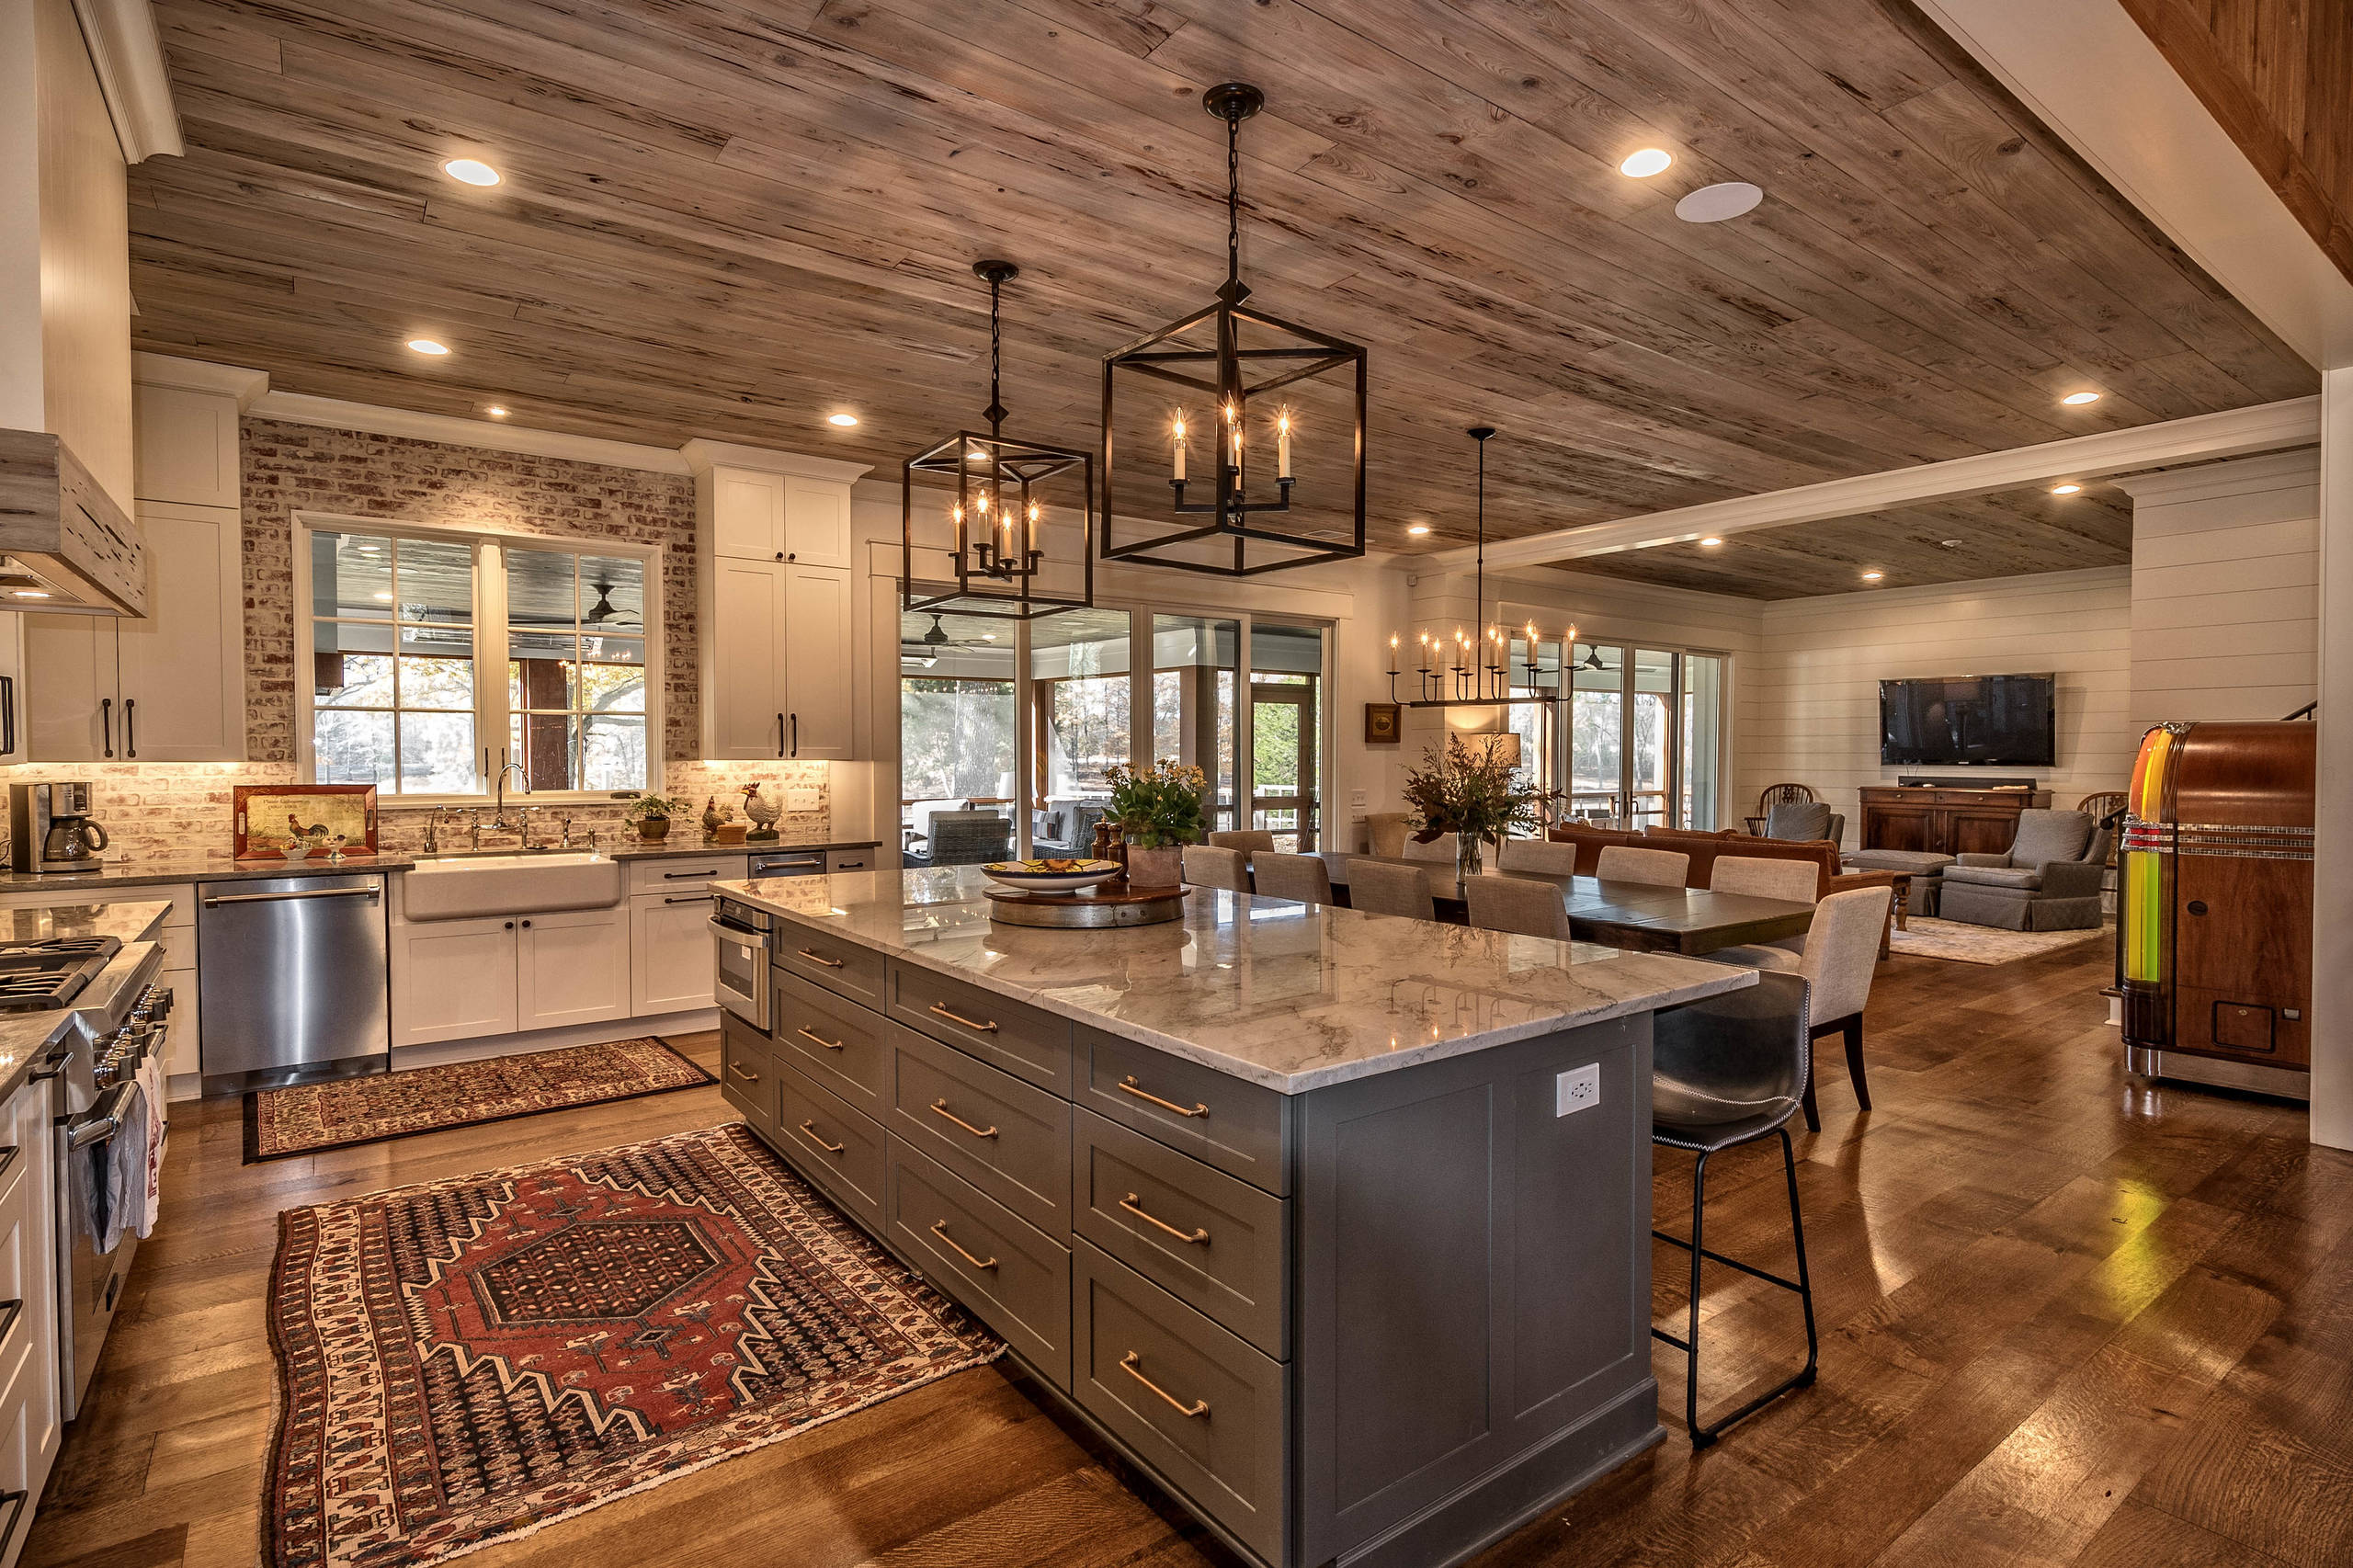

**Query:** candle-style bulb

left=1277, top=406, right=1293, bottom=479
left=1172, top=413, right=1188, bottom=482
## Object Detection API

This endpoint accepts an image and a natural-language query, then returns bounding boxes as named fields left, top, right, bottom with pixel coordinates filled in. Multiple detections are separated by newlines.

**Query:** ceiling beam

left=1431, top=395, right=2320, bottom=570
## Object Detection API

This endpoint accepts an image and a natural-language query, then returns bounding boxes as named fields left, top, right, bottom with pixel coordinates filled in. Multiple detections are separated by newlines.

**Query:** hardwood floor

left=25, top=940, right=2353, bottom=1568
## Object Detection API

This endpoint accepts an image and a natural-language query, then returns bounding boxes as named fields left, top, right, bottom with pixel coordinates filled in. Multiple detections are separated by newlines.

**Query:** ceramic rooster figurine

left=742, top=782, right=781, bottom=841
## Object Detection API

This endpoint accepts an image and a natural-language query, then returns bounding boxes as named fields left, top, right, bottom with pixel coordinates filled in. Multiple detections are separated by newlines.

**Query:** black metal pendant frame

left=1098, top=83, right=1368, bottom=577
left=903, top=260, right=1096, bottom=621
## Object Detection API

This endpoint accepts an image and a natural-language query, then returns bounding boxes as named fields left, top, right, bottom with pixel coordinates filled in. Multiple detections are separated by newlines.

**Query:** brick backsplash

left=0, top=419, right=830, bottom=863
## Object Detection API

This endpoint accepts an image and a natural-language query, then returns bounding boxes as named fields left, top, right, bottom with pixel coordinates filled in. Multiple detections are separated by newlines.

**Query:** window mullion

left=479, top=540, right=509, bottom=793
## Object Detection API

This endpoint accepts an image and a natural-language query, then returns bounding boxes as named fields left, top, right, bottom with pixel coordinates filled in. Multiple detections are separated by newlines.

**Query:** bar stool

left=1650, top=969, right=1820, bottom=1447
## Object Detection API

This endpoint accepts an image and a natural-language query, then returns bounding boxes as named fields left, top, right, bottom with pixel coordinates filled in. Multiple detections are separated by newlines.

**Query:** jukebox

left=2118, top=720, right=2314, bottom=1099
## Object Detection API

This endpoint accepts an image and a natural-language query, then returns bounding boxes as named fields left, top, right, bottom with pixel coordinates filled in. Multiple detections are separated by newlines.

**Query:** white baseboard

left=392, top=1011, right=721, bottom=1072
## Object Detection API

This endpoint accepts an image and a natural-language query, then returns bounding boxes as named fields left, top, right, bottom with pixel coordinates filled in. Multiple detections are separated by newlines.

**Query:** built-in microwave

left=710, top=898, right=770, bottom=1030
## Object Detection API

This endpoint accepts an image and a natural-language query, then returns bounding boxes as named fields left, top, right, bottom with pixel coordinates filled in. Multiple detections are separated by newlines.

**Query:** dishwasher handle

left=202, top=884, right=381, bottom=908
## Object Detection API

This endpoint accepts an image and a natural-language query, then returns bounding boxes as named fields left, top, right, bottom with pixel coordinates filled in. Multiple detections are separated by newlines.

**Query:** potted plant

left=1103, top=759, right=1208, bottom=890
left=1402, top=733, right=1556, bottom=881
left=625, top=794, right=687, bottom=843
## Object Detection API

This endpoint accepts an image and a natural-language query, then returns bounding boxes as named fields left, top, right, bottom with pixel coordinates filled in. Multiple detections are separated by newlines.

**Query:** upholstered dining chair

left=1497, top=836, right=1579, bottom=877
left=1251, top=851, right=1334, bottom=905
left=1710, top=855, right=1820, bottom=958
left=1464, top=874, right=1572, bottom=939
left=1347, top=859, right=1435, bottom=921
left=1180, top=844, right=1249, bottom=892
left=1743, top=782, right=1817, bottom=835
left=1650, top=970, right=1820, bottom=1446
left=1401, top=831, right=1460, bottom=863
left=1208, top=829, right=1277, bottom=854
left=1596, top=845, right=1690, bottom=888
left=1707, top=883, right=1892, bottom=1131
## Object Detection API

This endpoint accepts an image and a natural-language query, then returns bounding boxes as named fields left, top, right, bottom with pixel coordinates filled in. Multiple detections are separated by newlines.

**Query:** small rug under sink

left=244, top=1037, right=713, bottom=1162
left=265, top=1123, right=1001, bottom=1568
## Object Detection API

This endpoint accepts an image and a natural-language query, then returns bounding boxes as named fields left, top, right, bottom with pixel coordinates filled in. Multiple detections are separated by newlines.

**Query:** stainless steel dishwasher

left=197, top=872, right=391, bottom=1090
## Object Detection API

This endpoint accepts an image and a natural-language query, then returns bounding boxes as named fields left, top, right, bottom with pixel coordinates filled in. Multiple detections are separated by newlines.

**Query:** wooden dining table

left=1304, top=851, right=1816, bottom=958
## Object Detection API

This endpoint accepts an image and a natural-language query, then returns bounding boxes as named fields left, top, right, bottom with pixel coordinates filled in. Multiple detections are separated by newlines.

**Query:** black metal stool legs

left=1650, top=1129, right=1819, bottom=1448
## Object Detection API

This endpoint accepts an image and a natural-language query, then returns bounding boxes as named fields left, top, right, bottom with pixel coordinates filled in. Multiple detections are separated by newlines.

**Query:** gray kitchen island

left=708, top=867, right=1753, bottom=1568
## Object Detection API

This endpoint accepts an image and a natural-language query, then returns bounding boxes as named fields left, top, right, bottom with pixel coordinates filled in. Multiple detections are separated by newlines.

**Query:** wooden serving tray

left=983, top=882, right=1190, bottom=928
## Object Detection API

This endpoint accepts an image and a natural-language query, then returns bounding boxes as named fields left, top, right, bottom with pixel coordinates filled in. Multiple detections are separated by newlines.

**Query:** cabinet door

left=133, top=384, right=241, bottom=507
left=114, top=503, right=244, bottom=761
left=783, top=477, right=851, bottom=569
left=781, top=564, right=853, bottom=760
left=517, top=906, right=632, bottom=1030
left=1948, top=807, right=2022, bottom=858
left=1861, top=801, right=1933, bottom=853
left=630, top=892, right=720, bottom=1015
left=711, top=467, right=786, bottom=561
left=707, top=558, right=788, bottom=760
left=391, top=917, right=518, bottom=1047
left=21, top=614, right=119, bottom=762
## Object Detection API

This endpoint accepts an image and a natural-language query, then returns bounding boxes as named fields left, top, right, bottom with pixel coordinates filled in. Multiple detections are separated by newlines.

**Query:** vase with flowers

left=1103, top=758, right=1208, bottom=890
left=1401, top=733, right=1556, bottom=883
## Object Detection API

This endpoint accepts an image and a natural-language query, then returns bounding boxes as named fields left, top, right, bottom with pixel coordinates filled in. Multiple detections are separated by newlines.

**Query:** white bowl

left=980, top=858, right=1124, bottom=892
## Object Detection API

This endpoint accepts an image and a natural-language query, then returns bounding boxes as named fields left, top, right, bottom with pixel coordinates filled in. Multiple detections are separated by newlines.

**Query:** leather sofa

left=1541, top=823, right=1895, bottom=901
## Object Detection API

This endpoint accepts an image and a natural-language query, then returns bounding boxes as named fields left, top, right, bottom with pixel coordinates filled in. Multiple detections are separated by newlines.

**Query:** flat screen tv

left=1879, top=674, right=2055, bottom=767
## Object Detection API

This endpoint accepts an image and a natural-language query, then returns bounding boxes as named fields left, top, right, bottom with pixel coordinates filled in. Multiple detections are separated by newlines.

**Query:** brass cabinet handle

left=728, top=1063, right=760, bottom=1084
left=798, top=1120, right=846, bottom=1154
left=929, top=1099, right=999, bottom=1140
left=1118, top=1075, right=1208, bottom=1118
left=930, top=1220, right=998, bottom=1270
left=927, top=1002, right=998, bottom=1033
left=1120, top=1352, right=1209, bottom=1418
left=1119, top=1193, right=1209, bottom=1245
left=795, top=1026, right=846, bottom=1051
left=796, top=948, right=845, bottom=969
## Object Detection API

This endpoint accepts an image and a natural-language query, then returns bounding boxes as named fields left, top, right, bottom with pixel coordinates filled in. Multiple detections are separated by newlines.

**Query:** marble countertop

left=606, top=838, right=879, bottom=861
left=0, top=855, right=414, bottom=892
left=710, top=867, right=1754, bottom=1094
left=0, top=899, right=175, bottom=1100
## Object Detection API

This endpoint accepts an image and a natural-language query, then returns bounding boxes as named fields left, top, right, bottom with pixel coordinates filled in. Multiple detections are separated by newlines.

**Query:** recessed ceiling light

left=11, top=589, right=51, bottom=599
left=443, top=158, right=501, bottom=187
left=485, top=404, right=509, bottom=418
left=981, top=632, right=998, bottom=642
left=2062, top=391, right=2100, bottom=405
left=1405, top=523, right=1432, bottom=536
left=826, top=413, right=859, bottom=427
left=2051, top=483, right=2082, bottom=495
left=1620, top=148, right=1673, bottom=177
left=1675, top=182, right=1764, bottom=222
left=1940, top=539, right=1963, bottom=549
left=406, top=338, right=449, bottom=356
left=1861, top=570, right=1884, bottom=582
left=372, top=591, right=393, bottom=601
left=1699, top=536, right=1723, bottom=548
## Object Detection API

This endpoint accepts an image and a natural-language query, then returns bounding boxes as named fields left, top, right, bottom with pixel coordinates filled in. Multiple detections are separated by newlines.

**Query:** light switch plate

left=785, top=787, right=821, bottom=812
left=1556, top=1063, right=1601, bottom=1116
left=1350, top=789, right=1367, bottom=806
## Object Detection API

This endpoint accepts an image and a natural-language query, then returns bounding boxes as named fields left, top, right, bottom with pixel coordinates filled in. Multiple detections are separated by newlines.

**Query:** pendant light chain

left=988, top=268, right=1004, bottom=438
left=1225, top=109, right=1242, bottom=290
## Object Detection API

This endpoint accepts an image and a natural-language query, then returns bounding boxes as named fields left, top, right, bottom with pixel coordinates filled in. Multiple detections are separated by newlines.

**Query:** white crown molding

left=131, top=353, right=268, bottom=409
left=70, top=0, right=182, bottom=163
left=677, top=438, right=871, bottom=483
left=2107, top=448, right=2323, bottom=504
left=252, top=390, right=693, bottom=473
left=1433, top=397, right=2323, bottom=571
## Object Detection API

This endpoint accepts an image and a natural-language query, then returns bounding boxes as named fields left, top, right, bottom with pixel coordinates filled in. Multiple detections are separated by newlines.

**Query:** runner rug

left=244, top=1038, right=713, bottom=1163
left=266, top=1124, right=1002, bottom=1568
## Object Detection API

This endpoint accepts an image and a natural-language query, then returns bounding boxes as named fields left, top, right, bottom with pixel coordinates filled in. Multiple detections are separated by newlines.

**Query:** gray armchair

left=917, top=810, right=1014, bottom=867
left=1936, top=809, right=2109, bottom=931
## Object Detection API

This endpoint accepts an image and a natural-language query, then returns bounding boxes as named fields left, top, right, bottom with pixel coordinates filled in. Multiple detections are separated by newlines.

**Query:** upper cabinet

left=132, top=383, right=243, bottom=508
left=685, top=442, right=869, bottom=762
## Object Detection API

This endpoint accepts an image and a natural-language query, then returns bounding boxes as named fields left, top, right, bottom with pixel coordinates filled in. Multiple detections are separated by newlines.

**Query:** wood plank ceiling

left=127, top=0, right=2317, bottom=599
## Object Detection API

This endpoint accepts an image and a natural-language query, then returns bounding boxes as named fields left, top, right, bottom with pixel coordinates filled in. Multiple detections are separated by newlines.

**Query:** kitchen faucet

left=489, top=750, right=531, bottom=834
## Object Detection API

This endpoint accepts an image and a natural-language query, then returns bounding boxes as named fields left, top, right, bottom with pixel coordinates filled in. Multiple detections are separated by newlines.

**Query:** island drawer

left=1072, top=1239, right=1287, bottom=1565
left=889, top=962, right=1072, bottom=1096
left=890, top=1027, right=1072, bottom=1235
left=773, top=971, right=892, bottom=1115
left=887, top=1140, right=1070, bottom=1386
left=1074, top=1111, right=1287, bottom=1359
left=1078, top=1028, right=1290, bottom=1196
left=771, top=1053, right=885, bottom=1230
left=720, top=1014, right=775, bottom=1134
left=775, top=929, right=886, bottom=1007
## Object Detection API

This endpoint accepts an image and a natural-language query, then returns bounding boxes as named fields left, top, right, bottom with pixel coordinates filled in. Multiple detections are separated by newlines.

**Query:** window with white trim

left=301, top=518, right=660, bottom=799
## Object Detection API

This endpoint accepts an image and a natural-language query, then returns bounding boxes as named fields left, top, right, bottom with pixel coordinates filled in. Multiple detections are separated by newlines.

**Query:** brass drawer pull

left=798, top=1120, right=846, bottom=1154
left=1118, top=1075, right=1209, bottom=1118
left=930, top=1099, right=999, bottom=1140
left=1119, top=1193, right=1209, bottom=1244
left=728, top=1063, right=760, bottom=1084
left=796, top=948, right=845, bottom=969
left=927, top=1002, right=998, bottom=1033
left=795, top=1026, right=846, bottom=1051
left=1120, top=1352, right=1209, bottom=1418
left=930, top=1220, right=998, bottom=1270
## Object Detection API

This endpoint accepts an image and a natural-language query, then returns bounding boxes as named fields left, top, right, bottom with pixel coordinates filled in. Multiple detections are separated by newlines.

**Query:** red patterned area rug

left=244, top=1038, right=714, bottom=1163
left=266, top=1124, right=1002, bottom=1568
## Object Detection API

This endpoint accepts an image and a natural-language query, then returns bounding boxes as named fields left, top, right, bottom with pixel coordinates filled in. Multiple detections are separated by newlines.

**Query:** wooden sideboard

left=1859, top=786, right=2052, bottom=855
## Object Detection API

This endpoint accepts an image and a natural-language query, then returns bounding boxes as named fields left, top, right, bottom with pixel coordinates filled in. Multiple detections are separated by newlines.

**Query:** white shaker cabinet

left=516, top=906, right=631, bottom=1031
left=390, top=916, right=520, bottom=1047
left=631, top=893, right=722, bottom=1015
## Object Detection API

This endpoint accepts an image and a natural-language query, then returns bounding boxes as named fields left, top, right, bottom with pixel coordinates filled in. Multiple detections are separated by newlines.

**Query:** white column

left=2313, top=369, right=2353, bottom=1150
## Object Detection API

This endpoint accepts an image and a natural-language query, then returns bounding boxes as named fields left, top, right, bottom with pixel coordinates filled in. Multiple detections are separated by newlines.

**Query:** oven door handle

left=64, top=1080, right=138, bottom=1151
left=708, top=918, right=771, bottom=950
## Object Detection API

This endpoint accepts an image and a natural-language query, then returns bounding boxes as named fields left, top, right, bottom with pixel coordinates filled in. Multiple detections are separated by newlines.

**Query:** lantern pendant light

left=1099, top=83, right=1369, bottom=576
left=902, top=259, right=1096, bottom=620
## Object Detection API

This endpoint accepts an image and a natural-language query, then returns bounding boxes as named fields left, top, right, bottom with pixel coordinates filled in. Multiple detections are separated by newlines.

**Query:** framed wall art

left=234, top=784, right=381, bottom=860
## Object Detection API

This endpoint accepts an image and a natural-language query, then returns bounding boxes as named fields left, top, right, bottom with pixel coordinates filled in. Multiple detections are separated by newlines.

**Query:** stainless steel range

left=0, top=936, right=121, bottom=1012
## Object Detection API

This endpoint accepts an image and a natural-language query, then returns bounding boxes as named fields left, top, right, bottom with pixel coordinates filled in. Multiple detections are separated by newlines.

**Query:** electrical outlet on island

left=1555, top=1063, right=1601, bottom=1116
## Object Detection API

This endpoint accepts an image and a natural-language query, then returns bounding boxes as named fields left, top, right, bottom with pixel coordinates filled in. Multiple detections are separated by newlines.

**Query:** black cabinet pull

left=504, top=921, right=515, bottom=930
left=776, top=712, right=786, bottom=758
left=124, top=696, right=136, bottom=759
left=0, top=673, right=15, bottom=755
left=100, top=696, right=113, bottom=757
left=521, top=919, right=532, bottom=928
left=790, top=712, right=799, bottom=757
left=662, top=893, right=710, bottom=904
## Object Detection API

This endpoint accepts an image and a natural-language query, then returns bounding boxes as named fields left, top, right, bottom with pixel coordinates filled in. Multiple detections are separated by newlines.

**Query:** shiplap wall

left=2118, top=451, right=2320, bottom=728
left=1739, top=568, right=2138, bottom=845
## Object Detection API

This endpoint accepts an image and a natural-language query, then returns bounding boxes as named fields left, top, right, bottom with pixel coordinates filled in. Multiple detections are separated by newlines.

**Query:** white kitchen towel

left=70, top=1082, right=148, bottom=1253
left=134, top=1049, right=167, bottom=1237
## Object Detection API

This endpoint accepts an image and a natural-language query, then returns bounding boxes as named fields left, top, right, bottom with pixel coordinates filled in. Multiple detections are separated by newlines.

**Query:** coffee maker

left=7, top=782, right=111, bottom=873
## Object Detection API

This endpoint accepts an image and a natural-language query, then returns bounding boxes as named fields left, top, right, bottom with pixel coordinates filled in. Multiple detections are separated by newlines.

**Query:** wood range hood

left=0, top=427, right=148, bottom=617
